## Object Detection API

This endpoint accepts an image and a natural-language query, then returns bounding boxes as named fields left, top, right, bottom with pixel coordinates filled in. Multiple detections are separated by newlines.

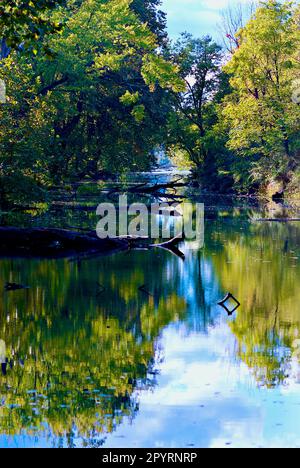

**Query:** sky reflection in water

left=0, top=197, right=300, bottom=448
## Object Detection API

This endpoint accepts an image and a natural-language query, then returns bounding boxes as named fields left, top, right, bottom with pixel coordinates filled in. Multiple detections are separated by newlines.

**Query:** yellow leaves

left=46, top=0, right=183, bottom=98
left=222, top=1, right=300, bottom=159
left=119, top=90, right=140, bottom=106
left=95, top=52, right=124, bottom=72
left=142, top=54, right=186, bottom=93
left=131, top=104, right=145, bottom=123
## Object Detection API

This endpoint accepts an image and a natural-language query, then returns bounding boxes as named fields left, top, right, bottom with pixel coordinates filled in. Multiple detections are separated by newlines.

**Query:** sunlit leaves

left=0, top=0, right=183, bottom=206
left=131, top=104, right=145, bottom=122
left=142, top=54, right=185, bottom=93
left=0, top=0, right=66, bottom=50
left=119, top=91, right=140, bottom=106
left=222, top=0, right=300, bottom=161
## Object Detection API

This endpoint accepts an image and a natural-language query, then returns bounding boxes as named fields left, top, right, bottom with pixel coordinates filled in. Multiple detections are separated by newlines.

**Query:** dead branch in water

left=107, top=179, right=188, bottom=202
left=128, top=179, right=186, bottom=194
left=93, top=237, right=187, bottom=260
left=111, top=233, right=186, bottom=261
left=149, top=234, right=186, bottom=260
left=149, top=233, right=185, bottom=248
left=138, top=285, right=154, bottom=297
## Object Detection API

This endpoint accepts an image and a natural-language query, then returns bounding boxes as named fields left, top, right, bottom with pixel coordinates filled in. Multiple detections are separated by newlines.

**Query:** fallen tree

left=0, top=227, right=119, bottom=258
left=107, top=179, right=188, bottom=202
left=0, top=227, right=185, bottom=260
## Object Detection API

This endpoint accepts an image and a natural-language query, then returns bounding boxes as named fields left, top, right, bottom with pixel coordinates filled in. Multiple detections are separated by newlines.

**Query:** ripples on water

left=0, top=174, right=300, bottom=448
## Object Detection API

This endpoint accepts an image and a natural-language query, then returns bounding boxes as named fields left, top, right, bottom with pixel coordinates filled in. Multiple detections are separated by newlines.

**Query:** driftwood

left=116, top=233, right=185, bottom=260
left=0, top=227, right=185, bottom=260
left=128, top=180, right=186, bottom=194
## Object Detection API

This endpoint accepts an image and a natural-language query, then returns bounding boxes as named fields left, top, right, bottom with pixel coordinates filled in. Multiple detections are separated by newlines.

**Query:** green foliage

left=221, top=0, right=300, bottom=193
left=0, top=0, right=184, bottom=207
left=120, top=91, right=140, bottom=106
left=0, top=174, right=46, bottom=209
left=131, top=104, right=146, bottom=123
left=167, top=1, right=300, bottom=195
left=131, top=0, right=167, bottom=45
left=142, top=53, right=184, bottom=93
left=167, top=34, right=232, bottom=190
left=0, top=0, right=66, bottom=51
left=1, top=0, right=300, bottom=203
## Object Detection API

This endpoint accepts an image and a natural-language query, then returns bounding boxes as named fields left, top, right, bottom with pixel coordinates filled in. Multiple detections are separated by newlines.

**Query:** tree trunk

left=0, top=227, right=122, bottom=258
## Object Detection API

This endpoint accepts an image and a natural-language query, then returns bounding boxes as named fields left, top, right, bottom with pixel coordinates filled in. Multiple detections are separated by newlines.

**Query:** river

left=0, top=174, right=299, bottom=448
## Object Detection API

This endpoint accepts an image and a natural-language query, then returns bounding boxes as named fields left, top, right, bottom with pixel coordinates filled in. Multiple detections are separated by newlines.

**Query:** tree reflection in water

left=0, top=198, right=300, bottom=445
left=0, top=250, right=187, bottom=446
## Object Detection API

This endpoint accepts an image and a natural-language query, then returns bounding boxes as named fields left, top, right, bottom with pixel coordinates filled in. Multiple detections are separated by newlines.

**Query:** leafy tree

left=0, top=0, right=184, bottom=207
left=131, top=0, right=167, bottom=45
left=222, top=0, right=300, bottom=193
left=0, top=0, right=66, bottom=57
left=167, top=34, right=232, bottom=191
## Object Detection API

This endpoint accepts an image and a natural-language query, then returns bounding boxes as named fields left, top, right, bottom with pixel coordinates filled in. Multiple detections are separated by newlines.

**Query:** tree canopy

left=0, top=0, right=184, bottom=207
left=222, top=0, right=300, bottom=192
left=0, top=0, right=66, bottom=53
left=0, top=0, right=300, bottom=205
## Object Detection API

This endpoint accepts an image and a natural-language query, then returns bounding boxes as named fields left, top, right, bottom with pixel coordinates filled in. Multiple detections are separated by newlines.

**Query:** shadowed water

left=0, top=185, right=300, bottom=448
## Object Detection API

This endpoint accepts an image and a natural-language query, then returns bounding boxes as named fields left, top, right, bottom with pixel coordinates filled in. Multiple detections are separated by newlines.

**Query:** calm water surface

left=0, top=184, right=300, bottom=448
